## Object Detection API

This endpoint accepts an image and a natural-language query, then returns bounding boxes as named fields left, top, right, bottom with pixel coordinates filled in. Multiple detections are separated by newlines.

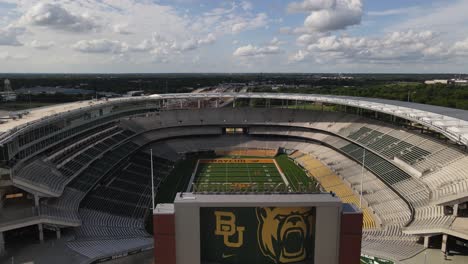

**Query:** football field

left=193, top=158, right=286, bottom=192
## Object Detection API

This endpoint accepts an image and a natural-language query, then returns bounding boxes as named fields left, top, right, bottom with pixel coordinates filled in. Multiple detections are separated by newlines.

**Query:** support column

left=215, top=99, right=218, bottom=108
left=233, top=98, right=236, bottom=108
left=197, top=99, right=201, bottom=109
left=34, top=194, right=40, bottom=215
left=38, top=223, right=44, bottom=243
left=179, top=100, right=182, bottom=109
left=441, top=234, right=448, bottom=253
left=424, top=236, right=430, bottom=248
left=0, top=232, right=5, bottom=256
left=453, top=204, right=459, bottom=216
left=56, top=228, right=61, bottom=240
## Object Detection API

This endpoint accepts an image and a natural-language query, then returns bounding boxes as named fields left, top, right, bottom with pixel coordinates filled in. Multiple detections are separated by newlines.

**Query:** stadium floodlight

left=151, top=149, right=155, bottom=211
left=360, top=148, right=366, bottom=208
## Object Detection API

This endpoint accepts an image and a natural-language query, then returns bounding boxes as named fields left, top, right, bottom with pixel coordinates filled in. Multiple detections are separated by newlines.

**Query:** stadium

left=0, top=92, right=467, bottom=264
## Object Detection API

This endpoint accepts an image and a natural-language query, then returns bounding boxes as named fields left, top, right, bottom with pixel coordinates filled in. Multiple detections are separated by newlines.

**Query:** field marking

left=187, top=159, right=200, bottom=192
left=273, top=158, right=289, bottom=187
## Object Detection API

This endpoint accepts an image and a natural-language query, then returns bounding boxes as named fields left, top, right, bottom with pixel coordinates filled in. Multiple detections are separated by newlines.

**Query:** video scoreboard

left=153, top=193, right=362, bottom=264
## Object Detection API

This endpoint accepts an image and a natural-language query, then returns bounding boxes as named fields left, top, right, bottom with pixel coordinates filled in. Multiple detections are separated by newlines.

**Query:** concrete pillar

left=233, top=98, right=236, bottom=108
left=441, top=234, right=448, bottom=253
left=197, top=99, right=200, bottom=109
left=424, top=236, right=430, bottom=248
left=453, top=204, right=459, bottom=216
left=215, top=99, right=218, bottom=108
left=38, top=223, right=44, bottom=243
left=0, top=231, right=5, bottom=256
left=180, top=100, right=182, bottom=109
left=56, top=228, right=61, bottom=239
left=34, top=194, right=40, bottom=215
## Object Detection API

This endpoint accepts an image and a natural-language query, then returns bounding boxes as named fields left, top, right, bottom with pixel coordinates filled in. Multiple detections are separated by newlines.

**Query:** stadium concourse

left=0, top=92, right=467, bottom=264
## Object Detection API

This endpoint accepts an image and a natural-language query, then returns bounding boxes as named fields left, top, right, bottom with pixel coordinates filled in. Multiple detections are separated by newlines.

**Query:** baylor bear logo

left=256, top=207, right=314, bottom=264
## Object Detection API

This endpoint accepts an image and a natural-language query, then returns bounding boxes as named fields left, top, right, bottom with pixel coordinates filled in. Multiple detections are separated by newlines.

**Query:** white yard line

left=186, top=159, right=200, bottom=192
left=273, top=159, right=290, bottom=187
left=246, top=162, right=252, bottom=185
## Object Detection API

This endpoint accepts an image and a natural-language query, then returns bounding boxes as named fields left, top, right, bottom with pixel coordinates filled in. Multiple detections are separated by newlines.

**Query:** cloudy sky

left=1, top=0, right=468, bottom=73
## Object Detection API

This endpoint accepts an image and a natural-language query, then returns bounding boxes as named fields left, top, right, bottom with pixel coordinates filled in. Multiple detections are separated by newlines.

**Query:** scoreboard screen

left=200, top=207, right=316, bottom=264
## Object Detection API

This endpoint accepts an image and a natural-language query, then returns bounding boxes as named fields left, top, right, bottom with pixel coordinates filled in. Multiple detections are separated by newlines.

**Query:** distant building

left=425, top=79, right=468, bottom=85
left=451, top=79, right=468, bottom=86
left=425, top=80, right=449, bottom=85
left=126, top=90, right=145, bottom=97
left=0, top=79, right=17, bottom=102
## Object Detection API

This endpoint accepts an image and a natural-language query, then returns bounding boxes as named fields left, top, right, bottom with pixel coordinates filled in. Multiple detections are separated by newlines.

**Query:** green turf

left=155, top=155, right=199, bottom=204
left=275, top=154, right=318, bottom=192
left=193, top=154, right=319, bottom=193
left=194, top=160, right=284, bottom=192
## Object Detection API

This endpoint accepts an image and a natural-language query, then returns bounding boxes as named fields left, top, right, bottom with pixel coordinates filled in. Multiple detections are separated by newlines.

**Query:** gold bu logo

left=214, top=211, right=245, bottom=248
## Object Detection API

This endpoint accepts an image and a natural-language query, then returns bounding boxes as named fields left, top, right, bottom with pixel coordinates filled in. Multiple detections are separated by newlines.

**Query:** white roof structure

left=0, top=92, right=467, bottom=146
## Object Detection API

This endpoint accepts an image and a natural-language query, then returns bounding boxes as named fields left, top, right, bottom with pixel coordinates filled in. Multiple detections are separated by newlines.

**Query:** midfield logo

left=214, top=211, right=245, bottom=248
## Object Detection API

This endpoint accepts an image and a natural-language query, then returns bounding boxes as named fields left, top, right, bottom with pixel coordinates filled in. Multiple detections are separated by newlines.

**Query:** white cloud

left=289, top=50, right=309, bottom=62
left=198, top=33, right=216, bottom=45
left=290, top=30, right=458, bottom=64
left=132, top=33, right=216, bottom=57
left=367, top=7, right=419, bottom=17
left=30, top=40, right=55, bottom=50
left=231, top=13, right=268, bottom=34
left=304, top=0, right=362, bottom=32
left=287, top=0, right=336, bottom=13
left=20, top=3, right=100, bottom=32
left=0, top=26, right=24, bottom=46
left=241, top=1, right=253, bottom=11
left=287, top=0, right=362, bottom=33
left=233, top=43, right=282, bottom=57
left=0, top=52, right=28, bottom=60
left=296, top=33, right=323, bottom=46
left=73, top=39, right=128, bottom=54
left=113, top=24, right=132, bottom=35
left=390, top=0, right=468, bottom=35
left=452, top=38, right=468, bottom=55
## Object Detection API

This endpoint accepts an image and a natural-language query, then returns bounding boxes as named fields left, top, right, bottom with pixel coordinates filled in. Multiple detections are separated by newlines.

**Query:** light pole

left=150, top=149, right=155, bottom=211
left=360, top=148, right=366, bottom=208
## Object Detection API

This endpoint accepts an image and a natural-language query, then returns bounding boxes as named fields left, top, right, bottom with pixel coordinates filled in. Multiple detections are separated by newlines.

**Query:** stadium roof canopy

left=0, top=92, right=467, bottom=146
left=162, top=93, right=468, bottom=145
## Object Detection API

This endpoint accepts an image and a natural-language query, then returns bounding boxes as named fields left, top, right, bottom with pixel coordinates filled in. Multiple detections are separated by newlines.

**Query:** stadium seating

left=215, top=148, right=278, bottom=157
left=64, top=151, right=174, bottom=260
left=293, top=152, right=376, bottom=229
left=4, top=106, right=467, bottom=263
left=12, top=125, right=136, bottom=195
left=40, top=140, right=142, bottom=224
